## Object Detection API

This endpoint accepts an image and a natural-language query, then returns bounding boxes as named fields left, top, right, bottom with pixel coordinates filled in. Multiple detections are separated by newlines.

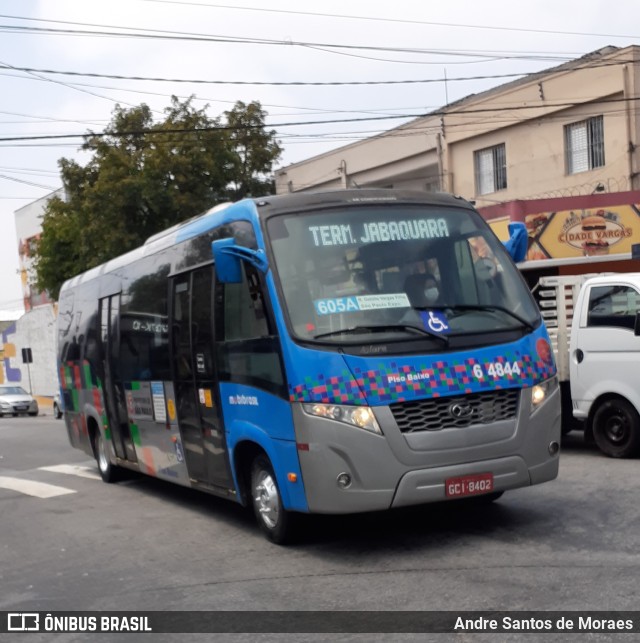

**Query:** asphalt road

left=1, top=415, right=638, bottom=641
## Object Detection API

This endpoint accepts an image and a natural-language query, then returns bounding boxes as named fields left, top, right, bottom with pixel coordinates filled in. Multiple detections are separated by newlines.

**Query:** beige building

left=275, top=46, right=640, bottom=204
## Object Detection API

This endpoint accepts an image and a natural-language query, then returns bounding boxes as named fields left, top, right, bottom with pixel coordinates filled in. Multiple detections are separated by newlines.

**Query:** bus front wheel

left=250, top=455, right=296, bottom=545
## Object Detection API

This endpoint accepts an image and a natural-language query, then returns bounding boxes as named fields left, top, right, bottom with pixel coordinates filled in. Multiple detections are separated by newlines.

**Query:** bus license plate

left=445, top=473, right=494, bottom=498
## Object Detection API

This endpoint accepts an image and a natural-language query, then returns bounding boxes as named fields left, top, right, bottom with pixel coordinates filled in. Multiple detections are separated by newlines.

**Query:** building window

left=425, top=178, right=440, bottom=193
left=565, top=115, right=604, bottom=174
left=474, top=144, right=507, bottom=195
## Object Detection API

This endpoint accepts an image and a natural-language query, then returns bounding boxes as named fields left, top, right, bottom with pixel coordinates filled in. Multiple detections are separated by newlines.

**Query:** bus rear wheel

left=250, top=455, right=296, bottom=545
left=94, top=431, right=121, bottom=483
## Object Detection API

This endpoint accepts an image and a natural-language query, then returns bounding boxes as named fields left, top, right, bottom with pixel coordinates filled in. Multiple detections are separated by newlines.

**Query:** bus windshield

left=266, top=204, right=540, bottom=343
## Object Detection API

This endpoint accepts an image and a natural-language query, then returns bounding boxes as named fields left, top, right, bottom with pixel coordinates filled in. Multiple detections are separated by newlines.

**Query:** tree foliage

left=35, top=97, right=282, bottom=299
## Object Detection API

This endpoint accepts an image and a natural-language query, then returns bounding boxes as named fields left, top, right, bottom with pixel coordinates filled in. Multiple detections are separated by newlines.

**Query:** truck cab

left=569, top=273, right=640, bottom=457
left=538, top=273, right=640, bottom=457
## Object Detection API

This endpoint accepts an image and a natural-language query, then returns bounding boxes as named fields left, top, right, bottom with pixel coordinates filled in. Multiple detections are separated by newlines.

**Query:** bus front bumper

left=291, top=397, right=560, bottom=515
left=297, top=452, right=556, bottom=514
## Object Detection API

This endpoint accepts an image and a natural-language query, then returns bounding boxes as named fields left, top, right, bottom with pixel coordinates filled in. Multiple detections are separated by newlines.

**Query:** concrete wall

left=0, top=306, right=58, bottom=396
left=275, top=118, right=441, bottom=193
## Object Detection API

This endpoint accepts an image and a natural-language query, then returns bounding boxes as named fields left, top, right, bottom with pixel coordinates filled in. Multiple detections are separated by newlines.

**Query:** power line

left=0, top=71, right=438, bottom=117
left=0, top=115, right=410, bottom=143
left=0, top=59, right=146, bottom=113
left=1, top=94, right=638, bottom=144
left=0, top=55, right=633, bottom=87
left=0, top=109, right=108, bottom=126
left=299, top=45, right=504, bottom=66
left=136, top=0, right=640, bottom=41
left=0, top=15, right=604, bottom=64
left=0, top=98, right=633, bottom=152
left=1, top=67, right=632, bottom=125
left=0, top=64, right=543, bottom=86
left=6, top=0, right=638, bottom=40
left=0, top=166, right=60, bottom=176
left=0, top=22, right=597, bottom=64
left=0, top=174, right=58, bottom=190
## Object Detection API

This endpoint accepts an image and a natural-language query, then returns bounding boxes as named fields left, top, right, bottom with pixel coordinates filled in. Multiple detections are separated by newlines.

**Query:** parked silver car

left=0, top=385, right=39, bottom=417
left=53, top=393, right=63, bottom=419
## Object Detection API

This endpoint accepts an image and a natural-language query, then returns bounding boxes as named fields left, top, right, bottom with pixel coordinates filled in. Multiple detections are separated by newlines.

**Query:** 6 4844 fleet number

left=472, top=361, right=521, bottom=379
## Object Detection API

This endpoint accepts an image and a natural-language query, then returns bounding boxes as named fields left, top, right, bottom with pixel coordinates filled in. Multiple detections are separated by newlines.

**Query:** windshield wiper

left=445, top=305, right=535, bottom=332
left=313, top=324, right=449, bottom=345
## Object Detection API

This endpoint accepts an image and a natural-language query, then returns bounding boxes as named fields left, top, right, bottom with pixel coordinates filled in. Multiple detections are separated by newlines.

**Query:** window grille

left=565, top=116, right=604, bottom=174
left=474, top=144, right=507, bottom=195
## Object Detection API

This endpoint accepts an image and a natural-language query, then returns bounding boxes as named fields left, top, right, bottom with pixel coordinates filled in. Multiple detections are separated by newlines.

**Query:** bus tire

left=592, top=398, right=640, bottom=458
left=94, top=430, right=121, bottom=483
left=250, top=454, right=296, bottom=545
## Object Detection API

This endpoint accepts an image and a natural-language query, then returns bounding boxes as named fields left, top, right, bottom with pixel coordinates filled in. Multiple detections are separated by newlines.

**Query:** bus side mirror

left=502, top=222, right=527, bottom=263
left=212, top=238, right=269, bottom=283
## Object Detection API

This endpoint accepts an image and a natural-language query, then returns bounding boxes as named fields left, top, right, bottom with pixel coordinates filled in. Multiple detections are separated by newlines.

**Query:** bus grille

left=390, top=389, right=520, bottom=432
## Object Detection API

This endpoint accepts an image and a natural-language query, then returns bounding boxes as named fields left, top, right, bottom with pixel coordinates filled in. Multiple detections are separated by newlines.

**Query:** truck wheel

left=592, top=398, right=640, bottom=458
left=53, top=402, right=63, bottom=419
left=250, top=455, right=296, bottom=545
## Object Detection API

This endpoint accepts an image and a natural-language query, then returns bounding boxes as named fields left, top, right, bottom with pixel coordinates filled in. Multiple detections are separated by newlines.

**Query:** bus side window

left=224, top=269, right=268, bottom=341
left=218, top=267, right=284, bottom=393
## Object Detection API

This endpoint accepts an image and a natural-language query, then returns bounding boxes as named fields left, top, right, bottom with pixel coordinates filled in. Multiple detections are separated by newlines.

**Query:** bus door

left=99, top=295, right=137, bottom=463
left=171, top=266, right=232, bottom=489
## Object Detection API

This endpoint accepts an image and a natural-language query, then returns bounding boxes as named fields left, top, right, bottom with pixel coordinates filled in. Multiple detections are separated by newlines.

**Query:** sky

left=0, top=0, right=638, bottom=319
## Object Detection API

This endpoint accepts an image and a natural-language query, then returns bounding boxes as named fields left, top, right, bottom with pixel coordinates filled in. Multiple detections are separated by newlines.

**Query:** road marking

left=0, top=476, right=76, bottom=498
left=38, top=464, right=101, bottom=481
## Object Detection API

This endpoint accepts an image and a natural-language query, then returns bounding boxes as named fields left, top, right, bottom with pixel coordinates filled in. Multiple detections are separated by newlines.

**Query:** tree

left=35, top=97, right=282, bottom=299
left=224, top=101, right=283, bottom=200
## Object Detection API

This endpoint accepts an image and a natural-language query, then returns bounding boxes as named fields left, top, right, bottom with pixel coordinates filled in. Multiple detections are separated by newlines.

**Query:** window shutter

left=475, top=149, right=494, bottom=195
left=566, top=121, right=589, bottom=173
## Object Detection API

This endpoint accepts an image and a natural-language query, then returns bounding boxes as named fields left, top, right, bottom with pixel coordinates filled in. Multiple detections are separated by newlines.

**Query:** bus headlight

left=302, top=403, right=382, bottom=434
left=531, top=376, right=558, bottom=412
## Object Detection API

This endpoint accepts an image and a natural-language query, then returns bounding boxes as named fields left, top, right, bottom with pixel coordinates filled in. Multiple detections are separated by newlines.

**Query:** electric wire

left=136, top=0, right=640, bottom=41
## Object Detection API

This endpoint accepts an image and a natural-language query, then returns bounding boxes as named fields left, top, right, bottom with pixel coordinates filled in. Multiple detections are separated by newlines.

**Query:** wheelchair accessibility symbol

left=420, top=310, right=450, bottom=334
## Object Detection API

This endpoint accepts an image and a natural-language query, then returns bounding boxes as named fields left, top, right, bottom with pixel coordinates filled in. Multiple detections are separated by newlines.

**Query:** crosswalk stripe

left=38, top=464, right=101, bottom=481
left=0, top=476, right=77, bottom=498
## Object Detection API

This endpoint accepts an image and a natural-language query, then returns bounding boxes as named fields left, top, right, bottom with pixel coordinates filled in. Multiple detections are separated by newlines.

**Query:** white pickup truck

left=535, top=273, right=640, bottom=458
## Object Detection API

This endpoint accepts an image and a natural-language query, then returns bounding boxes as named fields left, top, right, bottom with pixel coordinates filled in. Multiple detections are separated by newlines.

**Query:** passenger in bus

left=404, top=272, right=441, bottom=308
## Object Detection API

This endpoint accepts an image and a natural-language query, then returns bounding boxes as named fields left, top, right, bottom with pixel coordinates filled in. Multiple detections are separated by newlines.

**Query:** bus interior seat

left=404, top=273, right=430, bottom=307
left=381, top=272, right=403, bottom=293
